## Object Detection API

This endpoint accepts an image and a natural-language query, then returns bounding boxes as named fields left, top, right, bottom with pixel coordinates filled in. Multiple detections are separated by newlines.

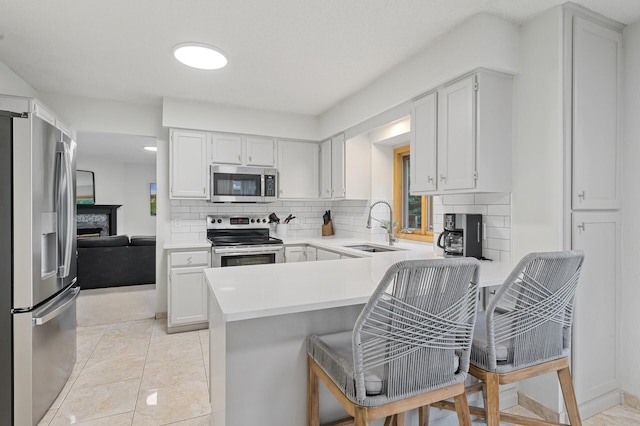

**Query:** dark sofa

left=77, top=235, right=156, bottom=290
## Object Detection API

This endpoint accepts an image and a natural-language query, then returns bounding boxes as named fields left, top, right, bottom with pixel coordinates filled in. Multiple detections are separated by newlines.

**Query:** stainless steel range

left=207, top=215, right=284, bottom=267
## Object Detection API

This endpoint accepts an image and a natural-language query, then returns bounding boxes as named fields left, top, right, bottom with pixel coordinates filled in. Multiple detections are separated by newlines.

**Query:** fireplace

left=77, top=204, right=122, bottom=237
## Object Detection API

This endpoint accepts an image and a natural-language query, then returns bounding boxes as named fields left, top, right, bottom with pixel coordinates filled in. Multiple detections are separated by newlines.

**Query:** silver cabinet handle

left=440, top=174, right=446, bottom=182
left=427, top=176, right=434, bottom=182
left=577, top=191, right=585, bottom=201
left=577, top=222, right=585, bottom=232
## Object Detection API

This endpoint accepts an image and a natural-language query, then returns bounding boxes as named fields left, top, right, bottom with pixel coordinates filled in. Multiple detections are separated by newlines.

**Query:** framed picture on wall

left=77, top=170, right=95, bottom=204
left=150, top=183, right=157, bottom=216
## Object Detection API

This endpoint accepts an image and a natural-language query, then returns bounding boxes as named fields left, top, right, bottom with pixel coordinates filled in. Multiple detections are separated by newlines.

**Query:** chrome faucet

left=366, top=201, right=397, bottom=246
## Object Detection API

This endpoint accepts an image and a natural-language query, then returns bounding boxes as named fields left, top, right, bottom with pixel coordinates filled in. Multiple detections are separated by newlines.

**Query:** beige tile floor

left=37, top=284, right=640, bottom=425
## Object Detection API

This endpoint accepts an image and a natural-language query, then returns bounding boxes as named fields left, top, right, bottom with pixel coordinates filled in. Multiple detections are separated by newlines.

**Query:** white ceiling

left=1, top=0, right=639, bottom=118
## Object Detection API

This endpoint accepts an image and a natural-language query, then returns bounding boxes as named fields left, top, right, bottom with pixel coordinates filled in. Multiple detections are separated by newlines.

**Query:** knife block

left=321, top=220, right=334, bottom=236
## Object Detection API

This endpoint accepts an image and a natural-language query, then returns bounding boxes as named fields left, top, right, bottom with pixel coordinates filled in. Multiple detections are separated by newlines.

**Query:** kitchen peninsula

left=205, top=239, right=512, bottom=425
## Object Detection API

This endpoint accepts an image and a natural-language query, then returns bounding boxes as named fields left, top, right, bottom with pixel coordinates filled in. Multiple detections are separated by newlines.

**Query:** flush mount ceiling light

left=173, top=43, right=227, bottom=70
left=144, top=146, right=157, bottom=152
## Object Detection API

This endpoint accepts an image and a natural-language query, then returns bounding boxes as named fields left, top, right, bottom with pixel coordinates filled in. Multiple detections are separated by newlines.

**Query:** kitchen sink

left=343, top=244, right=406, bottom=253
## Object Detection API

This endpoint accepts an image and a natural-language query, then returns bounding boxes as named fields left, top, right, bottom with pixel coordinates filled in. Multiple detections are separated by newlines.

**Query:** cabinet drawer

left=170, top=251, right=209, bottom=267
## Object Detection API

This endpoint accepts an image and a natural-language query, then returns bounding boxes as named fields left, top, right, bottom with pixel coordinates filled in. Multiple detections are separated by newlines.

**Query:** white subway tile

left=487, top=238, right=511, bottom=251
left=487, top=204, right=511, bottom=216
left=439, top=194, right=475, bottom=205
left=485, top=226, right=511, bottom=240
left=474, top=192, right=511, bottom=205
left=483, top=215, right=505, bottom=228
left=452, top=205, right=488, bottom=215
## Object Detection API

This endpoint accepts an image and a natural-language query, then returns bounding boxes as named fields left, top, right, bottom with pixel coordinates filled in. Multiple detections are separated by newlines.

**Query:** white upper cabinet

left=170, top=129, right=209, bottom=200
left=572, top=17, right=622, bottom=210
left=320, top=139, right=332, bottom=199
left=209, top=133, right=276, bottom=167
left=438, top=76, right=476, bottom=191
left=410, top=70, right=512, bottom=195
left=277, top=140, right=319, bottom=199
left=410, top=92, right=437, bottom=192
left=245, top=136, right=276, bottom=167
left=320, top=133, right=370, bottom=200
left=209, top=133, right=243, bottom=165
left=331, top=134, right=346, bottom=199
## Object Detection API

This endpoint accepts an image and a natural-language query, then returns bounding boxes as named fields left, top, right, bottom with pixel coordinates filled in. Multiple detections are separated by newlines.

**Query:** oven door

left=210, top=166, right=265, bottom=202
left=212, top=245, right=284, bottom=267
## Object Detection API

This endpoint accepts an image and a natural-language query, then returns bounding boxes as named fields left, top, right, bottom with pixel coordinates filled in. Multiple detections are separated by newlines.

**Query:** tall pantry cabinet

left=566, top=7, right=624, bottom=417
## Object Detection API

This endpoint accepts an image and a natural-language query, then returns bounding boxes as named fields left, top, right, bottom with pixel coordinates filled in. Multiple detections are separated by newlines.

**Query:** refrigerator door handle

left=32, top=286, right=79, bottom=326
left=56, top=141, right=74, bottom=279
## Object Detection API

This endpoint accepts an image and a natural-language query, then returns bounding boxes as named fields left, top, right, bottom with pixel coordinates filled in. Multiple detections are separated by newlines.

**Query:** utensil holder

left=321, top=220, right=334, bottom=236
left=276, top=224, right=289, bottom=239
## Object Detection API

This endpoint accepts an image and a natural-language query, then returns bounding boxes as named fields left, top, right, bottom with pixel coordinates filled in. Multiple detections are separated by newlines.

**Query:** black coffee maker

left=437, top=213, right=483, bottom=259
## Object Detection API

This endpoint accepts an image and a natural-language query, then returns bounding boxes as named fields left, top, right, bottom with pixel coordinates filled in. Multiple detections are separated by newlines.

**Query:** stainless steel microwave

left=210, top=165, right=278, bottom=203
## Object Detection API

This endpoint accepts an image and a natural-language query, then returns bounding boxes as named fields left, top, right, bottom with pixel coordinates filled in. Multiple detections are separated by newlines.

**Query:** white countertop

left=205, top=238, right=512, bottom=322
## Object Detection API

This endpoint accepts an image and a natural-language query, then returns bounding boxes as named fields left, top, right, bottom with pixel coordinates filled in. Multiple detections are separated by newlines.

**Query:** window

left=393, top=145, right=433, bottom=242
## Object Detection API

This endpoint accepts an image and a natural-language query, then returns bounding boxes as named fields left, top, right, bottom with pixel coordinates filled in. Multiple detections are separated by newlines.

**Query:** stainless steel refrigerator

left=0, top=99, right=79, bottom=425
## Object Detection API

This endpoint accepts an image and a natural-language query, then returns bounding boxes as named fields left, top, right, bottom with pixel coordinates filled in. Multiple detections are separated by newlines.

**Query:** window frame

left=393, top=145, right=433, bottom=243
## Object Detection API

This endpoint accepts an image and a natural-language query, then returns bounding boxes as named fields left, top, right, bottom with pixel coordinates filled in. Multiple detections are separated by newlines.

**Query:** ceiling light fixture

left=173, top=42, right=227, bottom=70
left=144, top=146, right=157, bottom=152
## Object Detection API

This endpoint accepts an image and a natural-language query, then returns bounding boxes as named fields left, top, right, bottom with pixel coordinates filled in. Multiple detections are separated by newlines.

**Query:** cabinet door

left=316, top=249, right=341, bottom=261
left=572, top=17, right=622, bottom=210
left=410, top=92, right=437, bottom=193
left=211, top=133, right=242, bottom=165
left=245, top=136, right=276, bottom=167
left=572, top=211, right=620, bottom=406
left=284, top=246, right=306, bottom=263
left=170, top=129, right=209, bottom=199
left=306, top=246, right=317, bottom=261
left=169, top=266, right=208, bottom=326
left=320, top=139, right=332, bottom=199
left=277, top=140, right=319, bottom=199
left=438, top=76, right=476, bottom=191
left=331, top=134, right=346, bottom=199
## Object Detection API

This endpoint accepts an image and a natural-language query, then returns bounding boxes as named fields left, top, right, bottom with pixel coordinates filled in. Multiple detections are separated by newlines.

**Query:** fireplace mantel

left=77, top=204, right=122, bottom=236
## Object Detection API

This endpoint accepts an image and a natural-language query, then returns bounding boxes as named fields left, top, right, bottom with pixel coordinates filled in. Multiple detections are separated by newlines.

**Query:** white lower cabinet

left=168, top=249, right=210, bottom=332
left=316, top=248, right=342, bottom=261
left=284, top=246, right=307, bottom=263
left=571, top=211, right=620, bottom=414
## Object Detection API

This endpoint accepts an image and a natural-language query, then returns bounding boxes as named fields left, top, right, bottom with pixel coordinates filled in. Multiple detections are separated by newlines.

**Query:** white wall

left=76, top=158, right=155, bottom=237
left=621, top=20, right=640, bottom=400
left=511, top=7, right=565, bottom=259
left=123, top=163, right=156, bottom=236
left=509, top=6, right=566, bottom=412
left=0, top=61, right=38, bottom=98
left=162, top=97, right=320, bottom=141
left=319, top=13, right=521, bottom=139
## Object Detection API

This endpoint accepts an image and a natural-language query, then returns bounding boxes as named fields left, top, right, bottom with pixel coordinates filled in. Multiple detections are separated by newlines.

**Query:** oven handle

left=213, top=246, right=284, bottom=255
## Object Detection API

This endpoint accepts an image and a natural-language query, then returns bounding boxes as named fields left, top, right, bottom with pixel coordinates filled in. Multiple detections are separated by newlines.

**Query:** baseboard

left=167, top=321, right=208, bottom=334
left=155, top=311, right=167, bottom=319
left=577, top=390, right=622, bottom=420
left=623, top=390, right=640, bottom=410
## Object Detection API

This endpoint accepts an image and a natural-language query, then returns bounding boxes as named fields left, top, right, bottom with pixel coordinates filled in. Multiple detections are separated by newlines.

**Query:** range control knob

left=251, top=219, right=255, bottom=223
left=217, top=219, right=222, bottom=224
left=262, top=218, right=267, bottom=223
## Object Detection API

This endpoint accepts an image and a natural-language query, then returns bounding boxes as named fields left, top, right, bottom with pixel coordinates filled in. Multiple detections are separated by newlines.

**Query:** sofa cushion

left=130, top=235, right=156, bottom=246
left=77, top=235, right=130, bottom=248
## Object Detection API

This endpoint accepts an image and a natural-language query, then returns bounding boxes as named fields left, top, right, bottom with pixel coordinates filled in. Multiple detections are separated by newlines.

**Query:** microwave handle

left=261, top=174, right=265, bottom=197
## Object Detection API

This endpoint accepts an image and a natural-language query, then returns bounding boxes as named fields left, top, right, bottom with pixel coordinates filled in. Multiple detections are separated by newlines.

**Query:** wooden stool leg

left=419, top=405, right=430, bottom=425
left=396, top=412, right=405, bottom=426
left=558, top=366, right=582, bottom=425
left=307, top=359, right=319, bottom=426
left=484, top=372, right=501, bottom=426
left=384, top=415, right=395, bottom=426
left=453, top=392, right=472, bottom=426
left=354, top=406, right=368, bottom=426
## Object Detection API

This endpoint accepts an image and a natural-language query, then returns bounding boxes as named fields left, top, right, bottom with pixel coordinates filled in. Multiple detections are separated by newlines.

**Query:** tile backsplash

left=432, top=192, right=511, bottom=262
left=170, top=192, right=511, bottom=262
